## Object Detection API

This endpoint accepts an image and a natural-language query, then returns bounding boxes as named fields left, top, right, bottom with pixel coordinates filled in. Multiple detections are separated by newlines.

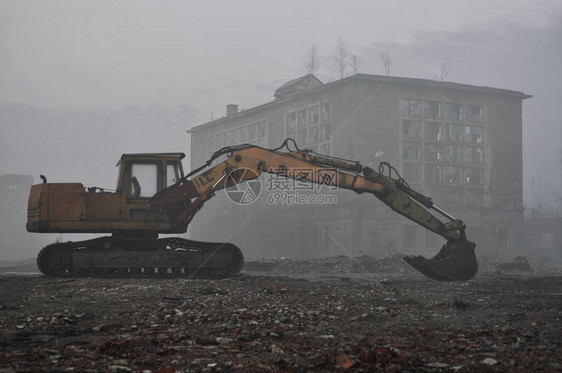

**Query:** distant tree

left=525, top=175, right=561, bottom=218
left=304, top=43, right=320, bottom=76
left=334, top=37, right=349, bottom=79
left=438, top=57, right=453, bottom=81
left=350, top=54, right=360, bottom=75
left=380, top=51, right=392, bottom=76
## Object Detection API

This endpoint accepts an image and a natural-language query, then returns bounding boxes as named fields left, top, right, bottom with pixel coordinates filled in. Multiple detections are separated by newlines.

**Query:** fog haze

left=0, top=0, right=560, bottom=260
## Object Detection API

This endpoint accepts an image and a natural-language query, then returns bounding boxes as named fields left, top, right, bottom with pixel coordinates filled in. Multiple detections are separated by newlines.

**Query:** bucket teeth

left=404, top=239, right=478, bottom=281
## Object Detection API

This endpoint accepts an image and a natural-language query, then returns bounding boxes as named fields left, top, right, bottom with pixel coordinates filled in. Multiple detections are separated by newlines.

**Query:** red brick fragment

left=336, top=354, right=356, bottom=370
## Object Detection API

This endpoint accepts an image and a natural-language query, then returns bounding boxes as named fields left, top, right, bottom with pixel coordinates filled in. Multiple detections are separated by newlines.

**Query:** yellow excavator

left=27, top=139, right=477, bottom=281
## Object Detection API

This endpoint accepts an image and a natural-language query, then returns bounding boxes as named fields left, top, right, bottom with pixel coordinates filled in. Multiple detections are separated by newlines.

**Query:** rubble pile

left=0, top=272, right=560, bottom=372
left=245, top=254, right=412, bottom=278
left=246, top=254, right=562, bottom=279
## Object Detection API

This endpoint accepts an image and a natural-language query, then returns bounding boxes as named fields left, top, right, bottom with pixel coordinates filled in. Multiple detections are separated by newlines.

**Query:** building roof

left=273, top=74, right=323, bottom=100
left=187, top=74, right=531, bottom=133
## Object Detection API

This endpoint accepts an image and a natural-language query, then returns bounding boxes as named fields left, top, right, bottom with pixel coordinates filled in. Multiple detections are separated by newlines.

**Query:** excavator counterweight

left=27, top=139, right=478, bottom=280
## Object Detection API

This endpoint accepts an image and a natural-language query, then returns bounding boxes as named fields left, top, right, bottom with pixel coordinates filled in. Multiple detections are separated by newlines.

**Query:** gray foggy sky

left=1, top=1, right=558, bottom=109
left=1, top=0, right=561, bottom=197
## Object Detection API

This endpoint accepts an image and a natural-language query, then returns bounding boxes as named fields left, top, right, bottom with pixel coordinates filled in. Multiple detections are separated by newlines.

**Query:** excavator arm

left=152, top=139, right=477, bottom=281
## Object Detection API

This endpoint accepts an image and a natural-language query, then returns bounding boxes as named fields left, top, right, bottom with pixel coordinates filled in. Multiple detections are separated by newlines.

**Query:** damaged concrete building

left=188, top=74, right=531, bottom=259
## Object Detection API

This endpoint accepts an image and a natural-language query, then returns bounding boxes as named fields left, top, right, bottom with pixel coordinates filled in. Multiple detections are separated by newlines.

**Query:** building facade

left=523, top=217, right=562, bottom=266
left=188, top=74, right=531, bottom=260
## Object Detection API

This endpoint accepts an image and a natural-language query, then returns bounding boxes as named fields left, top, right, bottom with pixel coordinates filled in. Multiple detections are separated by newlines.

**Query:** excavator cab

left=116, top=153, right=185, bottom=198
left=27, top=153, right=188, bottom=236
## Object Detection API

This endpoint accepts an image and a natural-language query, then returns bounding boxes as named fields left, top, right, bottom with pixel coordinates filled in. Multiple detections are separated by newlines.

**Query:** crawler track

left=37, top=237, right=243, bottom=278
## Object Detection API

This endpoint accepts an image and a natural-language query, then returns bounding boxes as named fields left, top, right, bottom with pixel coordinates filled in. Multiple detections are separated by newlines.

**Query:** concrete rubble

left=0, top=255, right=560, bottom=372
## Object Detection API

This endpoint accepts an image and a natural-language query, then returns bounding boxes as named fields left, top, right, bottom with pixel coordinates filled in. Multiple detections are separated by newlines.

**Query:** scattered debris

left=453, top=297, right=470, bottom=310
left=496, top=256, right=532, bottom=272
left=335, top=354, right=356, bottom=370
left=0, top=258, right=560, bottom=371
left=482, top=357, right=498, bottom=366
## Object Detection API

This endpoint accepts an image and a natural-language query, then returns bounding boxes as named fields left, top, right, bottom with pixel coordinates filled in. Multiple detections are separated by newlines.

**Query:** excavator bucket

left=403, top=237, right=478, bottom=281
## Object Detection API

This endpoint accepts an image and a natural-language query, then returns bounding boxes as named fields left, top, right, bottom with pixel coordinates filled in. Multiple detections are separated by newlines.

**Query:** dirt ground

left=0, top=257, right=561, bottom=372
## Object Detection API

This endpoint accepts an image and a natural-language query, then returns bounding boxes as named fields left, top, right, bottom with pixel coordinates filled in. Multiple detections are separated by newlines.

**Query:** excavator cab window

left=166, top=162, right=181, bottom=188
left=128, top=162, right=162, bottom=198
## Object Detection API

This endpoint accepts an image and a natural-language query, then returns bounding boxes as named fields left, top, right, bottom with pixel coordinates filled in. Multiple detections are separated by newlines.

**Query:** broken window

left=443, top=166, right=462, bottom=184
left=402, top=120, right=421, bottom=139
left=239, top=126, right=248, bottom=143
left=464, top=146, right=483, bottom=165
left=403, top=142, right=421, bottom=161
left=231, top=120, right=266, bottom=146
left=424, top=165, right=441, bottom=184
left=465, top=126, right=483, bottom=144
left=425, top=122, right=443, bottom=142
left=466, top=104, right=483, bottom=123
left=424, top=144, right=442, bottom=162
left=287, top=102, right=332, bottom=152
left=309, top=105, right=320, bottom=124
left=447, top=124, right=463, bottom=142
left=297, top=109, right=308, bottom=126
left=248, top=123, right=256, bottom=141
left=286, top=112, right=296, bottom=129
left=443, top=145, right=463, bottom=163
left=465, top=167, right=484, bottom=185
left=308, top=125, right=319, bottom=145
left=257, top=121, right=266, bottom=138
left=232, top=128, right=241, bottom=143
left=423, top=101, right=442, bottom=120
left=444, top=102, right=463, bottom=121
left=320, top=122, right=331, bottom=141
left=402, top=98, right=422, bottom=118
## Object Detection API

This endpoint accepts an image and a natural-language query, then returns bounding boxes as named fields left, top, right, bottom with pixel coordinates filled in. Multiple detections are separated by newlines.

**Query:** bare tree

left=334, top=37, right=349, bottom=79
left=350, top=54, right=360, bottom=75
left=380, top=51, right=392, bottom=76
left=526, top=175, right=560, bottom=218
left=439, top=57, right=453, bottom=81
left=303, top=42, right=320, bottom=76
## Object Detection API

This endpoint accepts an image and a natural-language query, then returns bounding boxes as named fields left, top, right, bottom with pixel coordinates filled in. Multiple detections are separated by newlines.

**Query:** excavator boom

left=153, top=139, right=478, bottom=281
